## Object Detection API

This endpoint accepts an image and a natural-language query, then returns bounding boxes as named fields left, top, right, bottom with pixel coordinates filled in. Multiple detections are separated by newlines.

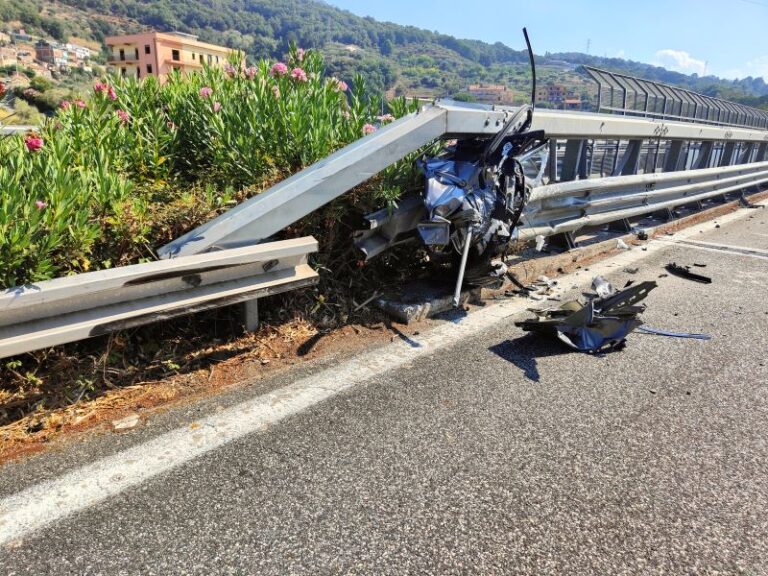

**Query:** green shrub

left=0, top=46, right=420, bottom=289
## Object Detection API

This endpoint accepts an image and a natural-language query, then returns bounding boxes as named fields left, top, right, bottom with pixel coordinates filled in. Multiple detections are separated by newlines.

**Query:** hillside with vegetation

left=2, top=0, right=767, bottom=108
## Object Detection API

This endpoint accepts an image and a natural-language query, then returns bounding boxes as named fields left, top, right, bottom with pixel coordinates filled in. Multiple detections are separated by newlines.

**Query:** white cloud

left=652, top=49, right=707, bottom=76
left=721, top=55, right=768, bottom=81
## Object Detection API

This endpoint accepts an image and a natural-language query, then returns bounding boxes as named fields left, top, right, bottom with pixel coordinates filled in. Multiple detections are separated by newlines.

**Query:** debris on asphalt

left=516, top=281, right=658, bottom=353
left=692, top=263, right=707, bottom=268
left=536, top=275, right=555, bottom=288
left=617, top=239, right=630, bottom=250
left=535, top=234, right=546, bottom=252
left=665, top=262, right=712, bottom=284
left=636, top=229, right=649, bottom=240
left=591, top=275, right=615, bottom=298
left=623, top=267, right=639, bottom=274
left=112, top=413, right=140, bottom=431
left=637, top=326, right=711, bottom=340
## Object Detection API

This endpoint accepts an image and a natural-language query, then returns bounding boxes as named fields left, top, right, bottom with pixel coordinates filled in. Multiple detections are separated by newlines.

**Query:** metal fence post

left=244, top=299, right=259, bottom=331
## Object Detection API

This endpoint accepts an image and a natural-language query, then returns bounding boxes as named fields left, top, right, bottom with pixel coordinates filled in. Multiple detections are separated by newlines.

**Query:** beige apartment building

left=105, top=31, right=237, bottom=82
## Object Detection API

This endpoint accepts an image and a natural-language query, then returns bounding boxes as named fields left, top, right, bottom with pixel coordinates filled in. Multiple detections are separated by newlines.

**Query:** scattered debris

left=692, top=263, right=707, bottom=268
left=535, top=235, right=546, bottom=252
left=623, top=267, right=639, bottom=274
left=637, top=326, right=711, bottom=340
left=112, top=413, right=140, bottom=431
left=636, top=229, right=649, bottom=241
left=617, top=239, right=630, bottom=250
left=591, top=275, right=615, bottom=298
left=516, top=281, right=657, bottom=353
left=665, top=263, right=712, bottom=284
left=536, top=275, right=555, bottom=288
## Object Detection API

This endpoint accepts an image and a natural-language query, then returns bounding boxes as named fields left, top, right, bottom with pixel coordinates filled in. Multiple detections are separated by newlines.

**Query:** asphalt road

left=1, top=208, right=768, bottom=575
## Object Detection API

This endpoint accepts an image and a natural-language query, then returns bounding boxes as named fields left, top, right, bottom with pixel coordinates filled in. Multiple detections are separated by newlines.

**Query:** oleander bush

left=0, top=45, right=421, bottom=289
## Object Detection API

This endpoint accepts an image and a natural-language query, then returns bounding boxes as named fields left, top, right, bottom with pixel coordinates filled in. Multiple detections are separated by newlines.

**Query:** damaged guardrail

left=159, top=100, right=768, bottom=260
left=517, top=161, right=768, bottom=240
left=0, top=237, right=318, bottom=359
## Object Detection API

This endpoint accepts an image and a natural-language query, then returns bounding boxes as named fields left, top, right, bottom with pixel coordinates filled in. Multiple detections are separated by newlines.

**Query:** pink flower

left=331, top=77, right=348, bottom=92
left=24, top=135, right=43, bottom=152
left=166, top=120, right=176, bottom=130
left=224, top=63, right=237, bottom=77
left=362, top=123, right=376, bottom=135
left=213, top=101, right=221, bottom=113
left=271, top=85, right=280, bottom=99
left=245, top=66, right=257, bottom=80
left=270, top=62, right=288, bottom=77
left=59, top=100, right=71, bottom=110
left=35, top=200, right=47, bottom=210
left=291, top=67, right=307, bottom=82
left=199, top=86, right=213, bottom=98
left=116, top=109, right=130, bottom=124
left=377, top=114, right=395, bottom=123
left=296, top=48, right=305, bottom=62
left=74, top=99, right=86, bottom=108
left=107, top=86, right=117, bottom=101
left=93, top=81, right=106, bottom=94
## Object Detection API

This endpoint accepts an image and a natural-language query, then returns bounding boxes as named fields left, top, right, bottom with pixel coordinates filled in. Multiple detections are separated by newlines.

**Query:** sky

left=325, top=0, right=768, bottom=81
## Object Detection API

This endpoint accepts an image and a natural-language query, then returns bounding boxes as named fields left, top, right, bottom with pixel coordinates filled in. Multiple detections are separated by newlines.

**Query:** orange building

left=105, top=31, right=237, bottom=82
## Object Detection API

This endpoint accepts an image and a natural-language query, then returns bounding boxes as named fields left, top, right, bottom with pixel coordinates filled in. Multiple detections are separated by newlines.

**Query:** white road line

left=0, top=201, right=763, bottom=546
left=656, top=239, right=768, bottom=261
left=674, top=238, right=768, bottom=255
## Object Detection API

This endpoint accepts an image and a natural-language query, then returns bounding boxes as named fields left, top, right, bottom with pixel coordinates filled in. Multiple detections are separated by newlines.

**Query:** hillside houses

left=0, top=28, right=95, bottom=78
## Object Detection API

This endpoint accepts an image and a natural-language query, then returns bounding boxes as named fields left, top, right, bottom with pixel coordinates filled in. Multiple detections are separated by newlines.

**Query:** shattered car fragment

left=515, top=281, right=658, bottom=352
left=665, top=263, right=712, bottom=284
left=354, top=29, right=547, bottom=307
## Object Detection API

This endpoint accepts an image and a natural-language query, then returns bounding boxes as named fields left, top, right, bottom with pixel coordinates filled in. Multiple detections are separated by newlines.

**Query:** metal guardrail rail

left=3, top=94, right=768, bottom=358
left=160, top=100, right=768, bottom=259
left=0, top=237, right=318, bottom=358
left=518, top=161, right=768, bottom=240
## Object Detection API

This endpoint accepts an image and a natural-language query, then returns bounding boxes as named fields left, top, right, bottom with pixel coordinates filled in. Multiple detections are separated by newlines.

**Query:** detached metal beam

left=160, top=106, right=447, bottom=258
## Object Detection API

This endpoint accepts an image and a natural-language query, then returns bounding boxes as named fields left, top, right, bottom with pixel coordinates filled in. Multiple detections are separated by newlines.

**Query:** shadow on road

left=489, top=333, right=572, bottom=382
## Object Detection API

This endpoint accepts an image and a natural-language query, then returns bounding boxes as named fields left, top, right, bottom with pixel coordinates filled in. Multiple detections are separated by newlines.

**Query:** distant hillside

left=2, top=0, right=767, bottom=106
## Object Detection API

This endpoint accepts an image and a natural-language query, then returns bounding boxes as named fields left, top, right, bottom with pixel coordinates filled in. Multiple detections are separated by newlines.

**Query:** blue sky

left=325, top=0, right=768, bottom=81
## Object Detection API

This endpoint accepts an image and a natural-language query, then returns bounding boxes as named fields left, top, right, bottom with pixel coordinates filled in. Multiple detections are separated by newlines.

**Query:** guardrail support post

left=244, top=299, right=259, bottom=331
left=739, top=143, right=754, bottom=165
left=562, top=139, right=588, bottom=181
left=652, top=208, right=676, bottom=221
left=613, top=139, right=642, bottom=176
left=694, top=141, right=714, bottom=169
left=547, top=139, right=558, bottom=182
left=607, top=218, right=632, bottom=232
left=663, top=141, right=684, bottom=172
left=719, top=142, right=736, bottom=167
left=757, top=143, right=768, bottom=162
left=548, top=231, right=578, bottom=251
